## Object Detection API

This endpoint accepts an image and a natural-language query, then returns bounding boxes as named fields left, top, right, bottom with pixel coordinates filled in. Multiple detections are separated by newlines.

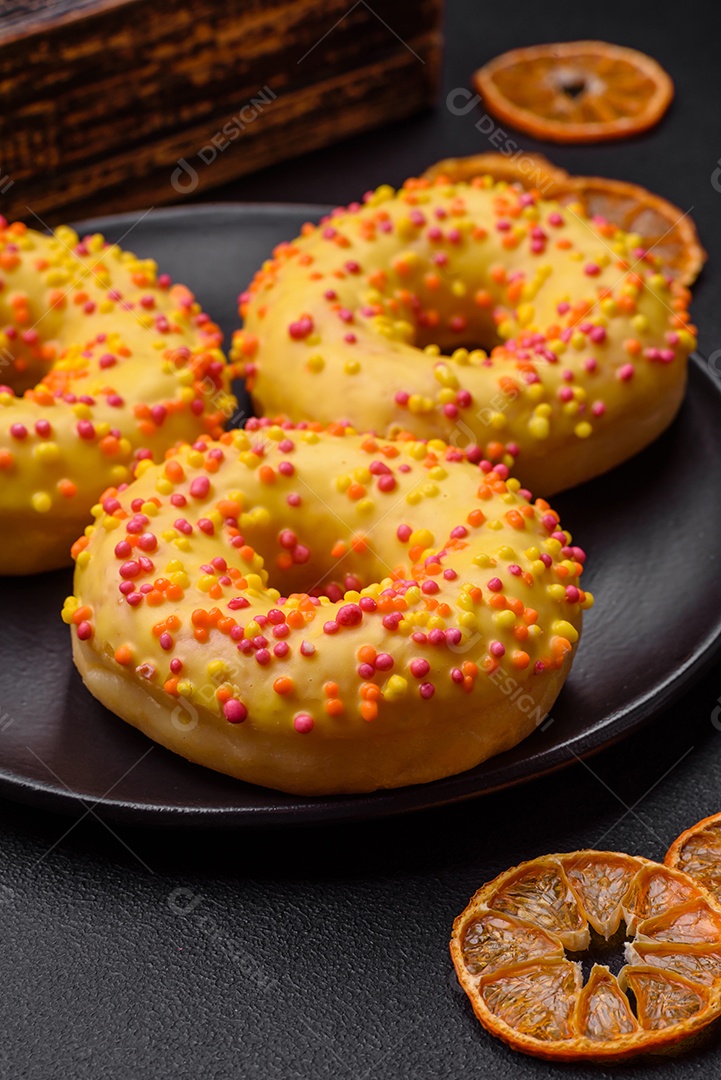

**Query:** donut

left=231, top=177, right=696, bottom=495
left=64, top=420, right=592, bottom=795
left=0, top=219, right=236, bottom=574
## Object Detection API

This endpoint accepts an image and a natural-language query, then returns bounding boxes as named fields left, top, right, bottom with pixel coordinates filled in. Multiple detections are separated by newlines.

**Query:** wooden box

left=0, top=0, right=443, bottom=225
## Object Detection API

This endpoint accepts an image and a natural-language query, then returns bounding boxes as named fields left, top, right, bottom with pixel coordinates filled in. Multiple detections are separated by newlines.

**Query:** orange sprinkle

left=114, top=646, right=133, bottom=666
left=361, top=700, right=378, bottom=722
left=325, top=698, right=344, bottom=717
left=273, top=677, right=294, bottom=695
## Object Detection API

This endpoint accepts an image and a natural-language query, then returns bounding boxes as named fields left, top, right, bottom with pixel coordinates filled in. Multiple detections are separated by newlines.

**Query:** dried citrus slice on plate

left=420, top=155, right=705, bottom=284
left=421, top=152, right=569, bottom=194
left=667, top=812, right=721, bottom=898
left=451, top=850, right=721, bottom=1060
left=473, top=41, right=674, bottom=143
left=555, top=177, right=706, bottom=285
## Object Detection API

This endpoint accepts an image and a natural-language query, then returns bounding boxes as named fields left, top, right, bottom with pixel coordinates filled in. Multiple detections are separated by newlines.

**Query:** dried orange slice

left=451, top=851, right=721, bottom=1060
left=421, top=152, right=569, bottom=195
left=666, top=812, right=721, bottom=898
left=473, top=41, right=674, bottom=144
left=555, top=177, right=706, bottom=285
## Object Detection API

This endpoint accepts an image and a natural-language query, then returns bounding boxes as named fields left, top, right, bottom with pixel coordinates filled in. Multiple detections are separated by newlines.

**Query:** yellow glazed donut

left=0, top=219, right=235, bottom=574
left=64, top=420, right=592, bottom=795
left=232, top=177, right=696, bottom=495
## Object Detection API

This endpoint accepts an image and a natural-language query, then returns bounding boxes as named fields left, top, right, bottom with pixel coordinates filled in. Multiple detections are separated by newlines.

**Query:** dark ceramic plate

left=1, top=204, right=720, bottom=827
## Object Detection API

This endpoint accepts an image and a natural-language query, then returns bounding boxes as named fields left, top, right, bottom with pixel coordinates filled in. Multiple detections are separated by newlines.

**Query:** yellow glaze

left=65, top=421, right=592, bottom=794
left=0, top=221, right=235, bottom=573
left=233, top=177, right=695, bottom=495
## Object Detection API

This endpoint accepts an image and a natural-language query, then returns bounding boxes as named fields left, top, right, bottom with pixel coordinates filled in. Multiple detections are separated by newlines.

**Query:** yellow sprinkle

left=552, top=619, right=579, bottom=643
left=575, top=421, right=592, bottom=439
left=409, top=528, right=434, bottom=549
left=33, top=442, right=61, bottom=466
left=528, top=416, right=550, bottom=440
left=494, top=610, right=516, bottom=628
left=31, top=491, right=52, bottom=513
left=383, top=675, right=408, bottom=701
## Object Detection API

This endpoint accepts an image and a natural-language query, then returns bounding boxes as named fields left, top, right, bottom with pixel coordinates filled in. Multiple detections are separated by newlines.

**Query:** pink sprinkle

left=487, top=578, right=503, bottom=592
left=77, top=419, right=95, bottom=440
left=76, top=621, right=93, bottom=641
left=410, top=658, right=430, bottom=679
left=584, top=263, right=601, bottom=276
left=375, top=652, right=394, bottom=671
left=419, top=683, right=435, bottom=699
left=337, top=604, right=362, bottom=627
left=397, top=524, right=412, bottom=542
left=9, top=423, right=27, bottom=440
left=293, top=713, right=314, bottom=734
left=359, top=597, right=377, bottom=613
left=300, top=640, right=316, bottom=657
left=228, top=597, right=250, bottom=610
left=255, top=649, right=271, bottom=665
left=159, top=632, right=173, bottom=650
left=617, top=364, right=634, bottom=382
left=189, top=476, right=210, bottom=499
left=591, top=400, right=606, bottom=417
left=137, top=533, right=157, bottom=552
left=224, top=699, right=247, bottom=724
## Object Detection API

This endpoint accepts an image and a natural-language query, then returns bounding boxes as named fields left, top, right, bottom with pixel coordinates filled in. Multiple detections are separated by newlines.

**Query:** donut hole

left=234, top=505, right=404, bottom=601
left=348, top=250, right=512, bottom=358
left=0, top=333, right=52, bottom=396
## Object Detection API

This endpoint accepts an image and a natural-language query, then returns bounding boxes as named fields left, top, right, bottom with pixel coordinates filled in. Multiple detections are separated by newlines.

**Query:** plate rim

left=2, top=202, right=719, bottom=828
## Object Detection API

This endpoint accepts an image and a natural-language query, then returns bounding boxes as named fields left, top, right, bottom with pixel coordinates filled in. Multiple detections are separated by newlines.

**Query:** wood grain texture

left=0, top=0, right=442, bottom=224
